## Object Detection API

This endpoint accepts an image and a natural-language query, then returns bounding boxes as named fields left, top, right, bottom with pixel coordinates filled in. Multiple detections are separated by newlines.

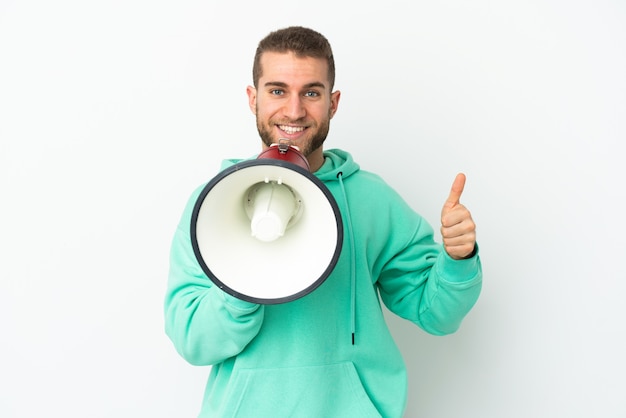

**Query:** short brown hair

left=252, top=26, right=336, bottom=90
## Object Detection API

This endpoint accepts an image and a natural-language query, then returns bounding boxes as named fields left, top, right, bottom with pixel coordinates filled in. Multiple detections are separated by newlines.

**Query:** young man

left=165, top=26, right=482, bottom=417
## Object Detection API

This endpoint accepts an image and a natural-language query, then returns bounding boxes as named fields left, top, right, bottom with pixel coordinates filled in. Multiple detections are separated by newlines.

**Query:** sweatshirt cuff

left=221, top=291, right=262, bottom=313
left=438, top=244, right=481, bottom=284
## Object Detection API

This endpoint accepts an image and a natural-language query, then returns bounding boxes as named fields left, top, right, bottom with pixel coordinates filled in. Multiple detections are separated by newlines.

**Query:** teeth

left=279, top=125, right=304, bottom=134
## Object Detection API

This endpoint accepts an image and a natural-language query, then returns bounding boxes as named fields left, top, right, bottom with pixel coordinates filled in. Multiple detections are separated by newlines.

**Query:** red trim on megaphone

left=257, top=142, right=310, bottom=172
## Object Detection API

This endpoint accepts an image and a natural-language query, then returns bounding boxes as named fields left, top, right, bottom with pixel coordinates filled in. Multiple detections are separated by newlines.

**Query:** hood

left=314, top=149, right=360, bottom=181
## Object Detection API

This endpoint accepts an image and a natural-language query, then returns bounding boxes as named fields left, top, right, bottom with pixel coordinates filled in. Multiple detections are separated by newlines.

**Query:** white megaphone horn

left=190, top=140, right=344, bottom=304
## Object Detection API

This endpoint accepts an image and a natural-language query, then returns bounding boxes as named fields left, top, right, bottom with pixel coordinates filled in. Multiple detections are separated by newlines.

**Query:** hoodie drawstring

left=336, top=172, right=356, bottom=345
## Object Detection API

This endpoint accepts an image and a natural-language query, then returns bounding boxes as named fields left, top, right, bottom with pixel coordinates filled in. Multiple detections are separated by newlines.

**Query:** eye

left=270, top=89, right=284, bottom=96
left=304, top=90, right=320, bottom=98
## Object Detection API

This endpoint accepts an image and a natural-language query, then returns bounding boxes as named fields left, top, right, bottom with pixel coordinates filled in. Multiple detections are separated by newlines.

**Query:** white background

left=1, top=0, right=624, bottom=417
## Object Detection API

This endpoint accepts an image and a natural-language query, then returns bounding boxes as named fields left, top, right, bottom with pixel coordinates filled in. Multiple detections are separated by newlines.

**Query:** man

left=165, top=26, right=482, bottom=417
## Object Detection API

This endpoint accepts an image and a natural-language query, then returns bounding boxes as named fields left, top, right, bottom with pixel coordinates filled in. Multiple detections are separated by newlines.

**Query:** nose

left=282, top=95, right=306, bottom=120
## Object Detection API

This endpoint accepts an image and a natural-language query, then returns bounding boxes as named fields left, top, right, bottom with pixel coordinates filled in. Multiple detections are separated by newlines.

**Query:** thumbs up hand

left=440, top=173, right=476, bottom=260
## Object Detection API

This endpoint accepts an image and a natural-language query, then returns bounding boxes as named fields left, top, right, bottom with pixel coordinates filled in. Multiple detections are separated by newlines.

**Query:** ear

left=246, top=85, right=257, bottom=114
left=329, top=90, right=341, bottom=119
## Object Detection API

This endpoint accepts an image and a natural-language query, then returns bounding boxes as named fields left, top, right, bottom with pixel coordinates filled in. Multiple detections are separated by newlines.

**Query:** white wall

left=1, top=0, right=624, bottom=417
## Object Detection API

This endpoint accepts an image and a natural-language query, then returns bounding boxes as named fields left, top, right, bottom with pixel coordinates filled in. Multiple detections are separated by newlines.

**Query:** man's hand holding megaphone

left=440, top=173, right=477, bottom=260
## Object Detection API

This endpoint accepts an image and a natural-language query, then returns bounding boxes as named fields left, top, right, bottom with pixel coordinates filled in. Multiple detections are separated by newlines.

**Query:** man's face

left=247, top=52, right=340, bottom=162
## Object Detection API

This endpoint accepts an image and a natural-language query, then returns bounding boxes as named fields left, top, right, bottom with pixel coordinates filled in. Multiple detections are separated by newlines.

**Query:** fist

left=440, top=173, right=476, bottom=260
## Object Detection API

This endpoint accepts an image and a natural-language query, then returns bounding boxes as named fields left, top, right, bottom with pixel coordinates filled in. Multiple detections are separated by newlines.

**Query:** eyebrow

left=263, top=81, right=327, bottom=90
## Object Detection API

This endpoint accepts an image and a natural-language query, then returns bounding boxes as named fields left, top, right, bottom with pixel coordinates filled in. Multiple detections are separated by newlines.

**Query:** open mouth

left=278, top=125, right=306, bottom=135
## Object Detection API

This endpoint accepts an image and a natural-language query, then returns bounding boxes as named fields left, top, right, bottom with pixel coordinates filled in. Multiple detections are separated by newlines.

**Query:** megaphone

left=190, top=141, right=343, bottom=304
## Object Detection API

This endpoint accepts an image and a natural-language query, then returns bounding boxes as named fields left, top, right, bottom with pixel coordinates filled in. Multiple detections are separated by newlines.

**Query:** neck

left=307, top=148, right=325, bottom=172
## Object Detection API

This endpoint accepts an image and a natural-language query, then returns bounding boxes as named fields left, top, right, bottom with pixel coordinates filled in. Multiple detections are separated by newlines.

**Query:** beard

left=256, top=112, right=331, bottom=158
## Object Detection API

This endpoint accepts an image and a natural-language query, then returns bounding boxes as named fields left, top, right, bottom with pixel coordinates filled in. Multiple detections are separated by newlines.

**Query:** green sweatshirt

left=165, top=149, right=482, bottom=417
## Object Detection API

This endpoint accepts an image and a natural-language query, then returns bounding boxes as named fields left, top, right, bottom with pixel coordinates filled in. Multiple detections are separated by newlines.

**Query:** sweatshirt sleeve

left=164, top=186, right=264, bottom=366
left=377, top=212, right=482, bottom=336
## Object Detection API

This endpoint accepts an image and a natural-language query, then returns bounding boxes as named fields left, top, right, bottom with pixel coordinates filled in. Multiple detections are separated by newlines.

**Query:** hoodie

left=165, top=149, right=482, bottom=418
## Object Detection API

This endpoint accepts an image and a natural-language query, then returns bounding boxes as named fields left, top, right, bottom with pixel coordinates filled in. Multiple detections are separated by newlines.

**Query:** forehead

left=259, top=51, right=330, bottom=88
